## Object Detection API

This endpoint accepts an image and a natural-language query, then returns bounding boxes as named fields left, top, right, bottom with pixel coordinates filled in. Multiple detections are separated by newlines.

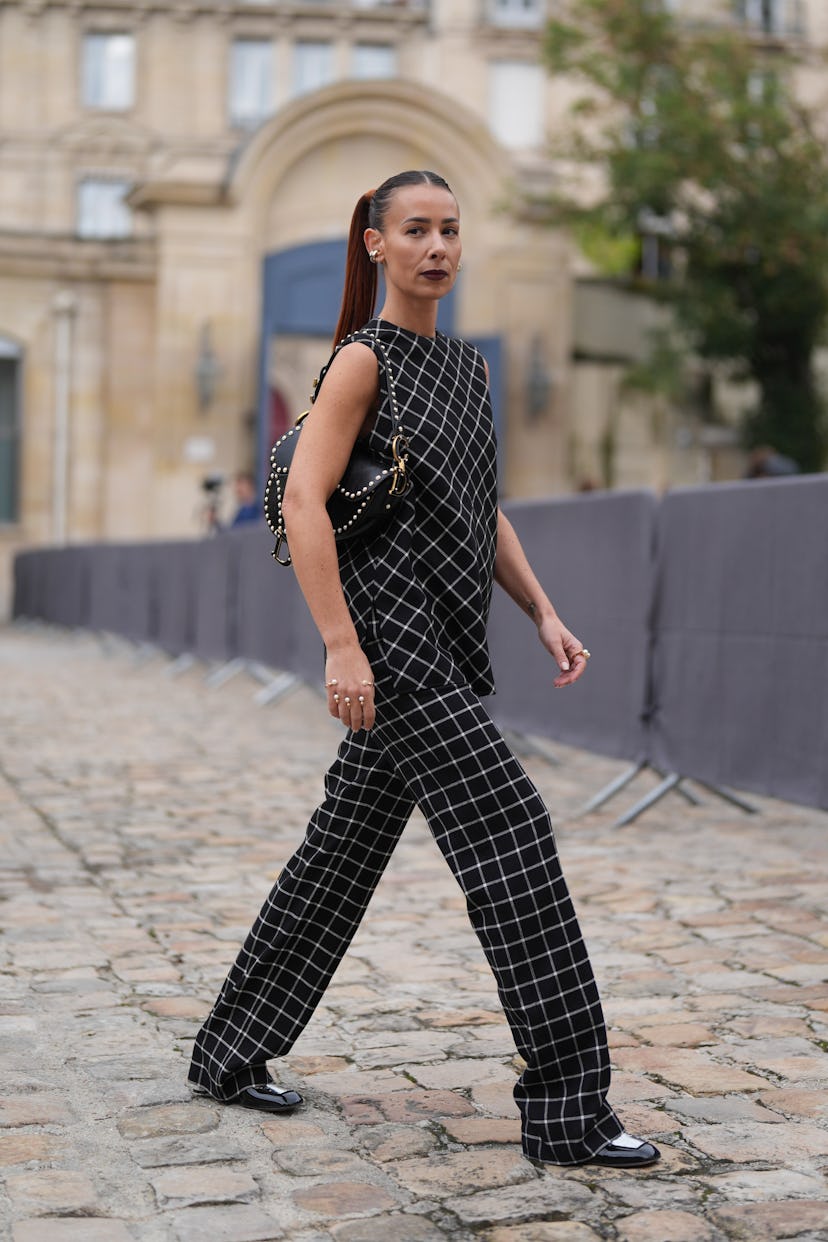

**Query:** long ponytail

left=332, top=191, right=377, bottom=348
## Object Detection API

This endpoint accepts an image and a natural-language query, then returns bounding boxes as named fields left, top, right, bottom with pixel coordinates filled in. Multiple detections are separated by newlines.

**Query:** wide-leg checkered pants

left=188, top=685, right=622, bottom=1164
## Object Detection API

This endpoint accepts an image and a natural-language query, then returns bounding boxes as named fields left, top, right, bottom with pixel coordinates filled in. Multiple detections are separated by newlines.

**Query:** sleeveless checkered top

left=318, top=317, right=499, bottom=696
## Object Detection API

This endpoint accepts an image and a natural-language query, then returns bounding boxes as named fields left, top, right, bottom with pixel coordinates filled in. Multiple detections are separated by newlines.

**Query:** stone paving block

left=163, top=1204, right=283, bottom=1241
left=258, top=1118, right=326, bottom=1146
left=0, top=1134, right=64, bottom=1165
left=614, top=1208, right=717, bottom=1242
left=3, top=1169, right=99, bottom=1216
left=358, top=1124, right=437, bottom=1162
left=683, top=1120, right=828, bottom=1163
left=117, top=1102, right=219, bottom=1139
left=292, top=1179, right=401, bottom=1216
left=12, top=1222, right=132, bottom=1242
left=611, top=1047, right=769, bottom=1093
left=149, top=1165, right=260, bottom=1207
left=442, top=1117, right=522, bottom=1145
left=128, top=1134, right=249, bottom=1167
left=469, top=1079, right=518, bottom=1117
left=417, top=1009, right=502, bottom=1028
left=0, top=1093, right=73, bottom=1128
left=283, top=1055, right=351, bottom=1075
left=710, top=1200, right=828, bottom=1239
left=757, top=1088, right=828, bottom=1120
left=340, top=1089, right=476, bottom=1125
left=737, top=1055, right=826, bottom=1084
left=273, top=1148, right=375, bottom=1177
left=663, top=1095, right=785, bottom=1125
left=482, top=1226, right=603, bottom=1242
left=445, top=1177, right=598, bottom=1226
left=330, top=1213, right=450, bottom=1241
left=140, top=997, right=208, bottom=1019
left=403, top=1059, right=508, bottom=1090
left=390, top=1149, right=531, bottom=1196
left=701, top=1169, right=828, bottom=1203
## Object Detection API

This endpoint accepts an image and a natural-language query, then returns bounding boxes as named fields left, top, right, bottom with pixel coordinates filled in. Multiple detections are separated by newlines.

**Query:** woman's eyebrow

left=402, top=215, right=460, bottom=224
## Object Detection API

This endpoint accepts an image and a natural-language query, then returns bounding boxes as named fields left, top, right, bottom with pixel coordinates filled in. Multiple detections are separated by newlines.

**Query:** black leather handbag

left=264, top=334, right=410, bottom=567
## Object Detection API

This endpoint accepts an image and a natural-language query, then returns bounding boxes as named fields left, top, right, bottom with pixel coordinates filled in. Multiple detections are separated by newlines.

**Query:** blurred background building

left=0, top=0, right=825, bottom=615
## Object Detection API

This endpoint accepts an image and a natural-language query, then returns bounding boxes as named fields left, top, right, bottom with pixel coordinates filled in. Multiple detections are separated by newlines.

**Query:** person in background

left=745, top=446, right=799, bottom=479
left=230, top=472, right=261, bottom=526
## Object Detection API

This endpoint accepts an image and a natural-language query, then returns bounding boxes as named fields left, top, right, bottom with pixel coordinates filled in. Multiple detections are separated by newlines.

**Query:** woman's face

left=367, top=184, right=462, bottom=303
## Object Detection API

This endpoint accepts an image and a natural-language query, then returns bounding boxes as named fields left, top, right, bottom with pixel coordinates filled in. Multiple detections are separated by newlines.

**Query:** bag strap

left=311, top=328, right=407, bottom=450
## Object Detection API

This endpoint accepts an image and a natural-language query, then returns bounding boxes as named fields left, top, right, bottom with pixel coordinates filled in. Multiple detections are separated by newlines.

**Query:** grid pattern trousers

left=188, top=685, right=622, bottom=1165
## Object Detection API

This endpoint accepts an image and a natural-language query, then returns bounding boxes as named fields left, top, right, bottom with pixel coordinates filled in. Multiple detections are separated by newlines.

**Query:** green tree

left=543, top=0, right=828, bottom=471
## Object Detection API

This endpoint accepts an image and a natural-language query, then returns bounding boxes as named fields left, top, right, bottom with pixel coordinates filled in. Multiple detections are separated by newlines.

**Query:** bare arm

left=493, top=507, right=588, bottom=688
left=281, top=342, right=379, bottom=729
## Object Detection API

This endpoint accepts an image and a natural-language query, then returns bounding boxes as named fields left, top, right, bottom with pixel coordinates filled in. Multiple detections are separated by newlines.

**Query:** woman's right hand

left=325, top=646, right=376, bottom=732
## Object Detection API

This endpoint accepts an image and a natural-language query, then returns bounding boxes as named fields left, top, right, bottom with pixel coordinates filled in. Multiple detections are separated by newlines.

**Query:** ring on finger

left=333, top=693, right=340, bottom=704
left=358, top=695, right=365, bottom=705
left=344, top=697, right=351, bottom=706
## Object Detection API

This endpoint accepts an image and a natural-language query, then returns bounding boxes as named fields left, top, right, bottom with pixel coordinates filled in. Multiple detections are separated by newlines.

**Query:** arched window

left=0, top=336, right=22, bottom=524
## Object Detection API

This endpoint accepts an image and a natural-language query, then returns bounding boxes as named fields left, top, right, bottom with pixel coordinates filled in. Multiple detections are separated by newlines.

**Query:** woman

left=188, top=170, right=660, bottom=1170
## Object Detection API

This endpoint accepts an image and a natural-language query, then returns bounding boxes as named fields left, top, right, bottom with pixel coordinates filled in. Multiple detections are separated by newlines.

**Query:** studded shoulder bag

left=264, top=332, right=410, bottom=567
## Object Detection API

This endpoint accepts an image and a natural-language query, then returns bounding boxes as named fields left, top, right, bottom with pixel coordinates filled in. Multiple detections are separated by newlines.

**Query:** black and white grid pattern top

left=317, top=317, right=499, bottom=696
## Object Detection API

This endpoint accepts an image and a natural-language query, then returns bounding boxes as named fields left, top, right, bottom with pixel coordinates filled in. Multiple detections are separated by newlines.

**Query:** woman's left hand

left=536, top=615, right=590, bottom=688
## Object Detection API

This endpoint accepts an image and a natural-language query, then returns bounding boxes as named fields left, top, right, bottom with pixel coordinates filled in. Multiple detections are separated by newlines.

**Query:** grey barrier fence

left=648, top=475, right=828, bottom=810
left=12, top=476, right=828, bottom=814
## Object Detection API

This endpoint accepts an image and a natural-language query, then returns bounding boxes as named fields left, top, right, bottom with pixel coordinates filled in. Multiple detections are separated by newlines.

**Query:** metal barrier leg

left=503, top=729, right=560, bottom=767
left=205, top=657, right=246, bottom=689
left=253, top=671, right=300, bottom=707
left=675, top=778, right=704, bottom=808
left=615, top=773, right=682, bottom=827
left=691, top=779, right=759, bottom=815
left=579, top=760, right=648, bottom=815
left=165, top=653, right=197, bottom=678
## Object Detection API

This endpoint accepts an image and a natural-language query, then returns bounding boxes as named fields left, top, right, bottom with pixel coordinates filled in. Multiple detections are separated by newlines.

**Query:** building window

left=229, top=39, right=274, bottom=128
left=351, top=43, right=397, bottom=80
left=82, top=33, right=135, bottom=110
left=294, top=41, right=335, bottom=97
left=77, top=179, right=132, bottom=239
left=489, top=61, right=544, bottom=150
left=488, top=0, right=545, bottom=30
left=0, top=339, right=22, bottom=524
left=736, top=0, right=788, bottom=34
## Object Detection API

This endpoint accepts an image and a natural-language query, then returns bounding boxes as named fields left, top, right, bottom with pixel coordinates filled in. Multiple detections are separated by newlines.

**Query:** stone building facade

left=0, top=0, right=825, bottom=615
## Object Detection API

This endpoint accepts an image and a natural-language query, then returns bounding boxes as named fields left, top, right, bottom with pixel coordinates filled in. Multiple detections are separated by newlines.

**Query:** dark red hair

left=332, top=169, right=453, bottom=347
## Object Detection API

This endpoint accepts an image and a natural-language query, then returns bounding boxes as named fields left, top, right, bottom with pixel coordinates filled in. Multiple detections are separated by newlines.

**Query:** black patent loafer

left=589, top=1137, right=661, bottom=1169
left=233, top=1084, right=303, bottom=1112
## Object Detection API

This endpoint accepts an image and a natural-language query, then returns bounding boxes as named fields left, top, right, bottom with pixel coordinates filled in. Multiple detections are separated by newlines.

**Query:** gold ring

left=574, top=648, right=591, bottom=661
left=358, top=695, right=365, bottom=705
left=326, top=679, right=338, bottom=687
left=361, top=680, right=374, bottom=687
left=344, top=697, right=351, bottom=706
left=333, top=693, right=340, bottom=703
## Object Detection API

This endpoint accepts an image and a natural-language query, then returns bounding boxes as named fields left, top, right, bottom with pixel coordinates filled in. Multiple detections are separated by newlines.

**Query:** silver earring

left=369, top=249, right=379, bottom=264
left=457, top=262, right=463, bottom=272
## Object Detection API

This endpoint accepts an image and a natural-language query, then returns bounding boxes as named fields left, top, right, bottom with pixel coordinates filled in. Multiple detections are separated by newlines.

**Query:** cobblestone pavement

left=1, top=624, right=827, bottom=1242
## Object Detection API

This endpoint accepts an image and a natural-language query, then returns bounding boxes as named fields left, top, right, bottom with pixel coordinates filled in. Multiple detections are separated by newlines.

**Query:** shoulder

left=449, top=334, right=489, bottom=383
left=314, top=338, right=380, bottom=405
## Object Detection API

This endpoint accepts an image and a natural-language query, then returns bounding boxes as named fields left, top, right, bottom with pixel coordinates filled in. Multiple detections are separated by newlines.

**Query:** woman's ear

left=363, top=227, right=382, bottom=263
